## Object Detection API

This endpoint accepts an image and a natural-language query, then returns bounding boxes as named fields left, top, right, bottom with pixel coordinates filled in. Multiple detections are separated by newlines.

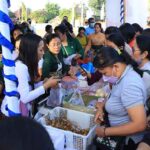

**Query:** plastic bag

left=68, top=89, right=85, bottom=106
left=47, top=84, right=63, bottom=108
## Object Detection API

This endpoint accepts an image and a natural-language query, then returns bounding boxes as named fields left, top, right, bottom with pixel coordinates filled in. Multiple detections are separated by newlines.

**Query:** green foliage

left=59, top=9, right=72, bottom=21
left=45, top=3, right=60, bottom=20
left=88, top=0, right=105, bottom=16
left=29, top=10, right=49, bottom=23
left=21, top=2, right=27, bottom=21
left=29, top=3, right=60, bottom=23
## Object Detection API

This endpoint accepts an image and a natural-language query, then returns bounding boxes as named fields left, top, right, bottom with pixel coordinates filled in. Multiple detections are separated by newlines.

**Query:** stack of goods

left=45, top=117, right=89, bottom=136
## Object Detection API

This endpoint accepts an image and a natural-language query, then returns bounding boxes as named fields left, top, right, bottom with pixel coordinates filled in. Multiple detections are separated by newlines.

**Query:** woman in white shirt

left=15, top=33, right=59, bottom=116
left=132, top=35, right=150, bottom=98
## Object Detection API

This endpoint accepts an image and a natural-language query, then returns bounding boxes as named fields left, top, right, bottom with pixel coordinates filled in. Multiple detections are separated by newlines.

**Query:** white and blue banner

left=106, top=0, right=148, bottom=27
left=0, top=0, right=20, bottom=116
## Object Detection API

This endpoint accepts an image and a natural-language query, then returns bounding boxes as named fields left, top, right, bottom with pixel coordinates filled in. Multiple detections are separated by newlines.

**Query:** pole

left=0, top=0, right=20, bottom=116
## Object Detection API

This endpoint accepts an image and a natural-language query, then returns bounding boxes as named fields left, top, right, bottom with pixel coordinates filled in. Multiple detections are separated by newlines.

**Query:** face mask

left=89, top=23, right=95, bottom=28
left=102, top=68, right=118, bottom=84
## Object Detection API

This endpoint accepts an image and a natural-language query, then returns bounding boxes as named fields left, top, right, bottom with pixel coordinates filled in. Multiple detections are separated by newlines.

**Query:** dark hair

left=88, top=17, right=94, bottom=23
left=93, top=46, right=143, bottom=76
left=136, top=35, right=150, bottom=60
left=142, top=28, right=150, bottom=36
left=17, top=33, right=42, bottom=83
left=11, top=25, right=23, bottom=36
left=54, top=24, right=67, bottom=35
left=119, top=23, right=136, bottom=43
left=105, top=26, right=120, bottom=35
left=15, top=34, right=23, bottom=45
left=78, top=27, right=85, bottom=33
left=46, top=33, right=60, bottom=45
left=45, top=25, right=52, bottom=32
left=94, top=23, right=103, bottom=32
left=54, top=24, right=73, bottom=39
left=107, top=33, right=125, bottom=50
left=20, top=22, right=32, bottom=34
left=0, top=117, right=54, bottom=150
left=132, top=23, right=143, bottom=34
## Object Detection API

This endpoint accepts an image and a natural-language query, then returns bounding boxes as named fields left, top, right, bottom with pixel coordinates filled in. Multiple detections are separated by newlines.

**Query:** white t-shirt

left=38, top=58, right=44, bottom=69
left=1, top=60, right=45, bottom=115
left=141, top=61, right=150, bottom=98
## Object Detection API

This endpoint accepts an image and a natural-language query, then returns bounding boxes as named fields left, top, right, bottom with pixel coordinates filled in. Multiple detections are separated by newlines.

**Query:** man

left=85, top=17, right=95, bottom=36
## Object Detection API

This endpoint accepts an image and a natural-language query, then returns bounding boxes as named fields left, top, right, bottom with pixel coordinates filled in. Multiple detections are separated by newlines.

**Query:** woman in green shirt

left=54, top=25, right=84, bottom=65
left=42, top=34, right=69, bottom=79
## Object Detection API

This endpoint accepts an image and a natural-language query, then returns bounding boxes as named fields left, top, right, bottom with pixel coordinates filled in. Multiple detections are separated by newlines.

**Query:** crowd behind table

left=0, top=16, right=150, bottom=150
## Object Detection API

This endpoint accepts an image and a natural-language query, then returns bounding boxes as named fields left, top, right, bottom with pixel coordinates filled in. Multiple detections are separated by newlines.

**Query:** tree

left=29, top=10, right=49, bottom=23
left=59, top=9, right=72, bottom=21
left=45, top=3, right=60, bottom=21
left=21, top=2, right=27, bottom=21
left=88, top=0, right=105, bottom=16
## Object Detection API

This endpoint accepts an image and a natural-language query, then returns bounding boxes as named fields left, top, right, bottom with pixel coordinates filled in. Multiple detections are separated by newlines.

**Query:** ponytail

left=93, top=46, right=143, bottom=76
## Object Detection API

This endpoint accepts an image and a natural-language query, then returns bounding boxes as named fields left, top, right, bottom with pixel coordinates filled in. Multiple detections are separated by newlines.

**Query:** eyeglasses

left=49, top=43, right=61, bottom=47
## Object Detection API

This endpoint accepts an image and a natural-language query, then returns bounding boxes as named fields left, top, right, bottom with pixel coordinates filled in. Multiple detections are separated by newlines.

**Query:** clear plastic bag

left=68, top=89, right=85, bottom=106
left=47, top=84, right=63, bottom=108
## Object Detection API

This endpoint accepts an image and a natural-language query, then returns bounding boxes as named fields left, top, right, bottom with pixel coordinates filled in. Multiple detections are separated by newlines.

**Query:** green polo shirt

left=62, top=37, right=84, bottom=58
left=42, top=49, right=70, bottom=79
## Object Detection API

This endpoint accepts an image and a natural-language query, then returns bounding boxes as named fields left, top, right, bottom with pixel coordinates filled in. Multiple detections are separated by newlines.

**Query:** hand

left=43, top=78, right=48, bottom=83
left=68, top=66, right=79, bottom=77
left=94, top=109, right=104, bottom=124
left=78, top=67, right=91, bottom=78
left=74, top=54, right=81, bottom=60
left=95, top=102, right=105, bottom=110
left=43, top=77, right=60, bottom=90
left=96, top=126, right=106, bottom=137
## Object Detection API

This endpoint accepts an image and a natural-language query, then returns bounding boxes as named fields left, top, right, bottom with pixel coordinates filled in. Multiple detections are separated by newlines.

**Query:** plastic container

left=38, top=107, right=96, bottom=150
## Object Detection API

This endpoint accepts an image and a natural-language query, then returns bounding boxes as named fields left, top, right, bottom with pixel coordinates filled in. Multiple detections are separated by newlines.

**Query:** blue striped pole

left=120, top=0, right=125, bottom=24
left=0, top=0, right=21, bottom=116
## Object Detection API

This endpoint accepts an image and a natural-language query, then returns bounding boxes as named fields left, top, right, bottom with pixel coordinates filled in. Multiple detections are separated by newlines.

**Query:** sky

left=10, top=0, right=88, bottom=11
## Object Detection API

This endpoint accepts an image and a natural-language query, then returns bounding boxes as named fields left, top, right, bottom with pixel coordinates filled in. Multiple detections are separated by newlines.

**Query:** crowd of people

left=0, top=16, right=150, bottom=150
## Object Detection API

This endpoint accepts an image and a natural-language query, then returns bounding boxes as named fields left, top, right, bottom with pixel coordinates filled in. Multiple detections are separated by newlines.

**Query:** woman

left=106, top=33, right=125, bottom=52
left=54, top=25, right=84, bottom=65
left=15, top=33, right=59, bottom=116
left=84, top=23, right=106, bottom=56
left=105, top=27, right=132, bottom=56
left=132, top=35, right=150, bottom=98
left=42, top=34, right=69, bottom=79
left=94, top=46, right=146, bottom=149
left=119, top=23, right=136, bottom=49
left=132, top=35, right=150, bottom=150
left=76, top=27, right=87, bottom=49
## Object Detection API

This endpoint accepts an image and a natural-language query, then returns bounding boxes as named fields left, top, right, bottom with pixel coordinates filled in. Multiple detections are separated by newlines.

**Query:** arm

left=105, top=105, right=146, bottom=136
left=96, top=83, right=147, bottom=137
left=16, top=63, right=45, bottom=104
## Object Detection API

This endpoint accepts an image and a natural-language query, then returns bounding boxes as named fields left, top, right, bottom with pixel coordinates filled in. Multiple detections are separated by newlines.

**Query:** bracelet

left=103, top=127, right=107, bottom=137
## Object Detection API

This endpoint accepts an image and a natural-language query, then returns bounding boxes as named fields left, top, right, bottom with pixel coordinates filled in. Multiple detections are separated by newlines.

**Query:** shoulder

left=15, top=60, right=29, bottom=75
left=121, top=67, right=145, bottom=90
left=15, top=60, right=27, bottom=70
